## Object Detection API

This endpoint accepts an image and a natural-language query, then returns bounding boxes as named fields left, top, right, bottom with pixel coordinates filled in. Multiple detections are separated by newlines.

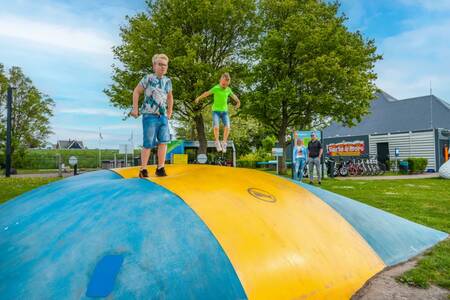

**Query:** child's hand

left=130, top=108, right=139, bottom=118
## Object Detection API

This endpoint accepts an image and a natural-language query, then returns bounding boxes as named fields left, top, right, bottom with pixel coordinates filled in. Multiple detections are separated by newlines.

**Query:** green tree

left=246, top=0, right=381, bottom=173
left=0, top=64, right=54, bottom=168
left=105, top=0, right=258, bottom=153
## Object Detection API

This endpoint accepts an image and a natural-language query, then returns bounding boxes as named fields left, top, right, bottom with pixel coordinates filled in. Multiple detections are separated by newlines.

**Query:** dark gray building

left=323, top=91, right=450, bottom=171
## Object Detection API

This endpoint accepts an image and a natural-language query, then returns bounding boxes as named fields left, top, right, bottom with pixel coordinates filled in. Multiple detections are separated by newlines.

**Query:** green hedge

left=237, top=150, right=272, bottom=169
left=407, top=157, right=428, bottom=174
left=236, top=160, right=258, bottom=168
left=2, top=149, right=140, bottom=169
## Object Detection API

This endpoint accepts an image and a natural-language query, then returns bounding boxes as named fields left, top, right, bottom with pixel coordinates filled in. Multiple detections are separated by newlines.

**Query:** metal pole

left=57, top=154, right=62, bottom=177
left=131, top=131, right=134, bottom=166
left=430, top=81, right=433, bottom=129
left=321, top=130, right=324, bottom=179
left=291, top=133, right=295, bottom=179
left=232, top=142, right=236, bottom=167
left=5, top=87, right=13, bottom=177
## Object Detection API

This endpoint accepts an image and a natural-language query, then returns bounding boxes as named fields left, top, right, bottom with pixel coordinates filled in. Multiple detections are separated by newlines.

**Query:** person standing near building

left=293, top=132, right=307, bottom=181
left=307, top=132, right=323, bottom=184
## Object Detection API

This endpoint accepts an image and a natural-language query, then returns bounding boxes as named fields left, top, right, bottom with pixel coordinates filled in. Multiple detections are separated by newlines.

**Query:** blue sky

left=1, top=0, right=450, bottom=149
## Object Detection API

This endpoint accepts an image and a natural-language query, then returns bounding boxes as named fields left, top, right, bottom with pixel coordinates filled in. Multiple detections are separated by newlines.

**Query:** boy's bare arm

left=231, top=94, right=241, bottom=109
left=167, top=91, right=174, bottom=119
left=131, top=84, right=144, bottom=117
left=195, top=91, right=212, bottom=103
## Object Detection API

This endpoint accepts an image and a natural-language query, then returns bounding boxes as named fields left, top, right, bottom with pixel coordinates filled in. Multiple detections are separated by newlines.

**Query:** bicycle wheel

left=339, top=166, right=349, bottom=177
left=378, top=163, right=386, bottom=175
left=348, top=165, right=357, bottom=176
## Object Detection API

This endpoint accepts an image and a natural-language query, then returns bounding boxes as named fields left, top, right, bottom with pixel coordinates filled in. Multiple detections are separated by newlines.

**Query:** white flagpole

left=130, top=131, right=134, bottom=165
left=429, top=81, right=433, bottom=129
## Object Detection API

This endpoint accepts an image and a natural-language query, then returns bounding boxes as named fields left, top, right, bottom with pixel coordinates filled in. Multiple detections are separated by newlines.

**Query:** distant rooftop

left=323, top=91, right=450, bottom=138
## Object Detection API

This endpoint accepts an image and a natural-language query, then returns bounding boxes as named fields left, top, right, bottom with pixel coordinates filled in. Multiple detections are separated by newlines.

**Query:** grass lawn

left=317, top=178, right=449, bottom=289
left=0, top=171, right=448, bottom=289
left=0, top=177, right=61, bottom=204
left=264, top=168, right=449, bottom=289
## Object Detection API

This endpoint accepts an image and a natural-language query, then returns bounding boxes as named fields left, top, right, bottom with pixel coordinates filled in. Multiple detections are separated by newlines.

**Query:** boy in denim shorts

left=194, top=73, right=240, bottom=152
left=131, top=54, right=173, bottom=177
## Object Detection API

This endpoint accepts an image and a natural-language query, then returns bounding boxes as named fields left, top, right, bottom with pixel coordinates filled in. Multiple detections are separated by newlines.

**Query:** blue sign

left=293, top=131, right=322, bottom=146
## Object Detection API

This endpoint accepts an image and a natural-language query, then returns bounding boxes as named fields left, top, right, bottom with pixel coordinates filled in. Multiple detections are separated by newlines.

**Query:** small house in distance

left=54, top=139, right=86, bottom=150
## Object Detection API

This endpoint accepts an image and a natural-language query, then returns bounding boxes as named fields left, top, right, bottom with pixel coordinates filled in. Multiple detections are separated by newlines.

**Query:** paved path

left=335, top=173, right=439, bottom=180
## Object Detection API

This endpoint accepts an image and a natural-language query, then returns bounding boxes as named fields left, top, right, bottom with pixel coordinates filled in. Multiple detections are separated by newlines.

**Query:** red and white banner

left=327, top=141, right=365, bottom=156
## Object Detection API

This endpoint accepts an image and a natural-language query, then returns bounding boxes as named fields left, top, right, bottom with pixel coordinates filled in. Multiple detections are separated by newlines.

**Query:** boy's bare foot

left=214, top=140, right=223, bottom=152
left=139, top=168, right=148, bottom=178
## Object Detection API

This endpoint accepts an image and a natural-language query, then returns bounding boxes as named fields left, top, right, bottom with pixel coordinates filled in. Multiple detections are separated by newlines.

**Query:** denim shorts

left=142, top=114, right=170, bottom=148
left=212, top=111, right=230, bottom=128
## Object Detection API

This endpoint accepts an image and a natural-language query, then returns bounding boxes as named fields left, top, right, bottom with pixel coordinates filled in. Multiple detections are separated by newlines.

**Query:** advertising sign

left=327, top=140, right=365, bottom=156
left=294, top=131, right=322, bottom=146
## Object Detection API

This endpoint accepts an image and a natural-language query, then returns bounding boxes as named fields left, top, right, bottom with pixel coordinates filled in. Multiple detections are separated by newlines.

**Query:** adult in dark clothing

left=307, top=132, right=323, bottom=184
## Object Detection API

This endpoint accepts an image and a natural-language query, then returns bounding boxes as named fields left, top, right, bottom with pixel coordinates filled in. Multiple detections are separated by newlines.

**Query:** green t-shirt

left=209, top=84, right=234, bottom=112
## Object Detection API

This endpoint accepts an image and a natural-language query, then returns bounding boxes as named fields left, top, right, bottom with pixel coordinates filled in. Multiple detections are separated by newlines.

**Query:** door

left=376, top=142, right=389, bottom=164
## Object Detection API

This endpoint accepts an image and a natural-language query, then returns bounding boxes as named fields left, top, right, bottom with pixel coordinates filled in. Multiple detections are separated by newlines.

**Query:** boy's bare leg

left=213, top=127, right=220, bottom=141
left=141, top=148, right=151, bottom=169
left=223, top=126, right=230, bottom=143
left=157, top=144, right=167, bottom=168
left=221, top=126, right=230, bottom=152
left=213, top=127, right=223, bottom=152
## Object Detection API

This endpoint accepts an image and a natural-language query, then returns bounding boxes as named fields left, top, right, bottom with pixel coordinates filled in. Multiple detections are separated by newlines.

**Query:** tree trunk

left=278, top=99, right=289, bottom=175
left=194, top=114, right=207, bottom=154
left=277, top=125, right=287, bottom=175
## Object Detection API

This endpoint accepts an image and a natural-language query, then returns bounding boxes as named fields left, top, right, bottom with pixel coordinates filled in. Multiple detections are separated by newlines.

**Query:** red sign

left=327, top=141, right=365, bottom=156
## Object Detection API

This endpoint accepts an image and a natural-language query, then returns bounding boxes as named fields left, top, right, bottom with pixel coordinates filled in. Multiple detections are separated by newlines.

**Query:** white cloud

left=0, top=15, right=114, bottom=55
left=399, top=0, right=450, bottom=11
left=375, top=20, right=450, bottom=101
left=56, top=107, right=123, bottom=117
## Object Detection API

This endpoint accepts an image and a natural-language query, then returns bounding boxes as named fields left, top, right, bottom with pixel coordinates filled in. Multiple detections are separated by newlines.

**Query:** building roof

left=323, top=91, right=450, bottom=138
left=56, top=140, right=85, bottom=149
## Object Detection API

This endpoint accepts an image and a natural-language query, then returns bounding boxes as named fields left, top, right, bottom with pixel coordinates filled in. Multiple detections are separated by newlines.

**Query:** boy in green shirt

left=195, top=73, right=240, bottom=152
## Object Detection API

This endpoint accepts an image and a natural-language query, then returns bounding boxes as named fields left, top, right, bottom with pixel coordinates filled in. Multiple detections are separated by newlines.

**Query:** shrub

left=407, top=157, right=428, bottom=174
left=237, top=149, right=272, bottom=168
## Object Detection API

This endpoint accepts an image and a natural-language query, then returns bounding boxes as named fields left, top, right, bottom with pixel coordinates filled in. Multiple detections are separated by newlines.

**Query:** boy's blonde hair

left=152, top=54, right=169, bottom=64
left=221, top=73, right=231, bottom=80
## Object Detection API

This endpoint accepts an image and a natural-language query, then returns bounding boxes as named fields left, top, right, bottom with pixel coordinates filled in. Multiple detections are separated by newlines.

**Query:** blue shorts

left=212, top=111, right=230, bottom=128
left=142, top=114, right=170, bottom=148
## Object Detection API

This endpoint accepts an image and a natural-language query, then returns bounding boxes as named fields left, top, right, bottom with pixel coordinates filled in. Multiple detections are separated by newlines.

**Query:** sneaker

left=214, top=140, right=222, bottom=152
left=318, top=181, right=322, bottom=185
left=221, top=141, right=227, bottom=153
left=139, top=168, right=148, bottom=178
left=155, top=167, right=167, bottom=177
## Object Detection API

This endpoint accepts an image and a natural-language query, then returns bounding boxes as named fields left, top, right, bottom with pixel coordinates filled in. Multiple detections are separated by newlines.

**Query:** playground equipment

left=0, top=165, right=447, bottom=299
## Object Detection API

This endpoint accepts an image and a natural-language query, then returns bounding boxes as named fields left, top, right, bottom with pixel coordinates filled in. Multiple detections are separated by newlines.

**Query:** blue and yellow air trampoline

left=0, top=165, right=447, bottom=299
